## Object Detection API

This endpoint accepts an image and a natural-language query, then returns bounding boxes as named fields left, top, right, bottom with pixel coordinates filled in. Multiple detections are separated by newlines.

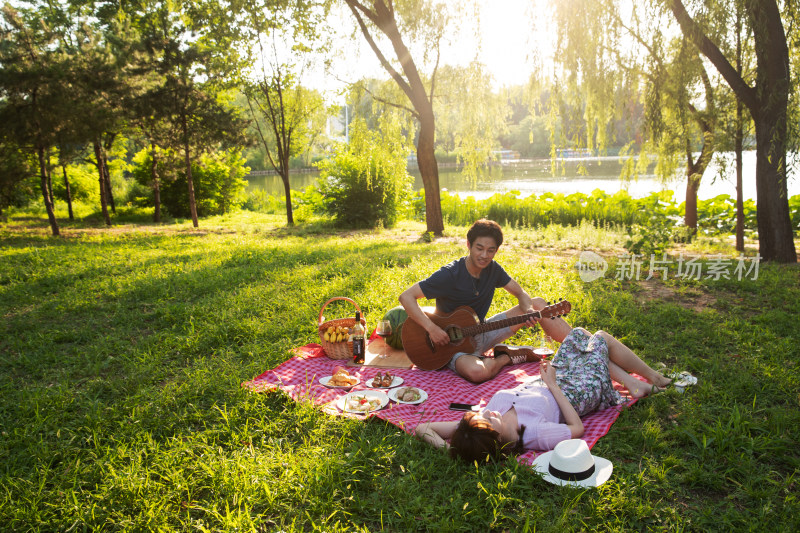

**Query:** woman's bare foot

left=652, top=374, right=672, bottom=388
left=629, top=380, right=667, bottom=398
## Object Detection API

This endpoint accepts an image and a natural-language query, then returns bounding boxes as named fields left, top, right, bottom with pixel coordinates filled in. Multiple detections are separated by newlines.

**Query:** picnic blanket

left=243, top=340, right=638, bottom=464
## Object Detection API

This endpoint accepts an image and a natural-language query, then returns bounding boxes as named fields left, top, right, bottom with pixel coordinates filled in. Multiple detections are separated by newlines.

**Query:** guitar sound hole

left=445, top=326, right=464, bottom=343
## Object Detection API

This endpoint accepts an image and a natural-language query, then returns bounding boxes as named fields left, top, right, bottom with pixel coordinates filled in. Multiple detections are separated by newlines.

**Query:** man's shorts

left=446, top=312, right=514, bottom=372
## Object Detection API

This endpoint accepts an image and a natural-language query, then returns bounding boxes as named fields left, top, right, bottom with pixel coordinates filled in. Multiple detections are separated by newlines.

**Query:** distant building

left=492, top=150, right=521, bottom=161
left=557, top=148, right=594, bottom=158
left=326, top=111, right=347, bottom=142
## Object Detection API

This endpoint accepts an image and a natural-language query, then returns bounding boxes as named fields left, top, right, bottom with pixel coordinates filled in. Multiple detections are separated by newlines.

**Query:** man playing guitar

left=399, top=219, right=571, bottom=383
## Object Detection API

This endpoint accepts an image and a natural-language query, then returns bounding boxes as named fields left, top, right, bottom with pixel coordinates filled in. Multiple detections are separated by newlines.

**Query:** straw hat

left=531, top=439, right=613, bottom=488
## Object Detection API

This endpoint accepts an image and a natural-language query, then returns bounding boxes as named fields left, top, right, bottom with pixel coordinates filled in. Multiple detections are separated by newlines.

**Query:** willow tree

left=432, top=62, right=510, bottom=177
left=666, top=0, right=796, bottom=262
left=343, top=0, right=448, bottom=235
left=609, top=5, right=722, bottom=233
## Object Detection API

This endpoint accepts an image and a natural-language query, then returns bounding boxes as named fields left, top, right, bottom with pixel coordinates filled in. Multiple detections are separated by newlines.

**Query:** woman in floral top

left=415, top=327, right=673, bottom=463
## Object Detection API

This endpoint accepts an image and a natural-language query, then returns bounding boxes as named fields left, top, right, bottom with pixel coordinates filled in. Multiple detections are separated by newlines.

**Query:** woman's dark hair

left=466, top=219, right=503, bottom=248
left=449, top=411, right=526, bottom=464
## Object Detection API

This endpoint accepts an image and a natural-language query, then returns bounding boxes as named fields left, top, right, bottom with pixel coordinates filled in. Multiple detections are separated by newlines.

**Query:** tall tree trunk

left=752, top=112, right=794, bottom=261
left=93, top=140, right=111, bottom=226
left=668, top=0, right=796, bottom=262
left=45, top=148, right=54, bottom=207
left=684, top=175, right=700, bottom=230
left=734, top=7, right=745, bottom=252
left=417, top=110, right=443, bottom=235
left=748, top=2, right=795, bottom=262
left=280, top=156, right=294, bottom=226
left=102, top=134, right=117, bottom=214
left=181, top=112, right=199, bottom=228
left=150, top=144, right=161, bottom=223
left=103, top=158, right=116, bottom=215
left=683, top=125, right=713, bottom=233
left=62, top=164, right=74, bottom=221
left=37, top=145, right=59, bottom=236
left=735, top=102, right=744, bottom=252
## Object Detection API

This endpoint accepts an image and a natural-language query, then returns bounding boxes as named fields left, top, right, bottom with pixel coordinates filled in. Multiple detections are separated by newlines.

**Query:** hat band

left=549, top=463, right=596, bottom=482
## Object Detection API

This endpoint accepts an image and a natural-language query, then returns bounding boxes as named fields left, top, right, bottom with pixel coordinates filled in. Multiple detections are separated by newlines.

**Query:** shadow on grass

left=2, top=220, right=799, bottom=531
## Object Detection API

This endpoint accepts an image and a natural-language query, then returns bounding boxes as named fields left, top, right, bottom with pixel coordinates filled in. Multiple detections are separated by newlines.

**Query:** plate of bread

left=320, top=367, right=359, bottom=389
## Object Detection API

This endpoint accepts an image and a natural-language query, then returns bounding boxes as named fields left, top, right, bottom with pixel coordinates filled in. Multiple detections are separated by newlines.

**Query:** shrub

left=130, top=148, right=249, bottom=218
left=790, top=194, right=800, bottom=234
left=316, top=118, right=412, bottom=228
left=50, top=162, right=102, bottom=204
left=0, top=143, right=37, bottom=212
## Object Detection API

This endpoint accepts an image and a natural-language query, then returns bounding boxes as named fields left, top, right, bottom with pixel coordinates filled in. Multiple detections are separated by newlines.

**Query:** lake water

left=246, top=151, right=799, bottom=202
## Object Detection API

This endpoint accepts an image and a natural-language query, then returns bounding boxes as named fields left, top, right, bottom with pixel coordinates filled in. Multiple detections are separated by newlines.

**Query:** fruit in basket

left=323, top=325, right=351, bottom=343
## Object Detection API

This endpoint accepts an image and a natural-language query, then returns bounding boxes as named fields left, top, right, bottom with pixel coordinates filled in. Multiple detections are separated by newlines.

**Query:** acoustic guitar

left=400, top=300, right=572, bottom=371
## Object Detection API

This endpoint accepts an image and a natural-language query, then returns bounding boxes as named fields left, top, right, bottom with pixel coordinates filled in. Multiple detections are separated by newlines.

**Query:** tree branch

left=429, top=40, right=441, bottom=103
left=245, top=94, right=278, bottom=172
left=364, top=86, right=420, bottom=119
left=666, top=0, right=757, bottom=111
left=344, top=0, right=415, bottom=102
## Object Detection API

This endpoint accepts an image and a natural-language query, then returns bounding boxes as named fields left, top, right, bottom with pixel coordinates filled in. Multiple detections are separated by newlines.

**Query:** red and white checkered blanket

left=243, top=342, right=638, bottom=464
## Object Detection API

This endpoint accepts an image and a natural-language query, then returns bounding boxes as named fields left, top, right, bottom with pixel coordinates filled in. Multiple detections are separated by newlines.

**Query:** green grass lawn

left=1, top=210, right=799, bottom=532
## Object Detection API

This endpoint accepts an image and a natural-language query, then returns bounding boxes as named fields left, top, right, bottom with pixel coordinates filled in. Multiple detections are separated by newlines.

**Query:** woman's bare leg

left=607, top=360, right=661, bottom=398
left=598, top=330, right=671, bottom=388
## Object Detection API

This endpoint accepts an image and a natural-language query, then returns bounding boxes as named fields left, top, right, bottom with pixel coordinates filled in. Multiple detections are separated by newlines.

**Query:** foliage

left=316, top=118, right=412, bottom=228
left=501, top=115, right=554, bottom=158
left=412, top=188, right=789, bottom=244
left=696, top=194, right=758, bottom=234
left=1, top=213, right=798, bottom=531
left=343, top=0, right=455, bottom=235
left=791, top=194, right=800, bottom=233
left=549, top=0, right=624, bottom=155
left=0, top=141, right=37, bottom=214
left=236, top=0, right=332, bottom=225
left=49, top=160, right=104, bottom=204
left=241, top=189, right=287, bottom=214
left=131, top=148, right=249, bottom=218
left=433, top=189, right=677, bottom=229
left=431, top=63, right=510, bottom=175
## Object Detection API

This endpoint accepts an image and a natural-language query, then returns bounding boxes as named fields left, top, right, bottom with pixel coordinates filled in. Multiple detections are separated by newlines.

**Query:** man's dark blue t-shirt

left=418, top=257, right=511, bottom=322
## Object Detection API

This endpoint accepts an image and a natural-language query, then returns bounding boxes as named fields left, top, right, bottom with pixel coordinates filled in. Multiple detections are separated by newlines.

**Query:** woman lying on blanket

left=415, top=327, right=673, bottom=463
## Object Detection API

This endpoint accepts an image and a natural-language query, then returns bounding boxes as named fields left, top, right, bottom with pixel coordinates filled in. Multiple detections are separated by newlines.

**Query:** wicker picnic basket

left=317, top=296, right=367, bottom=360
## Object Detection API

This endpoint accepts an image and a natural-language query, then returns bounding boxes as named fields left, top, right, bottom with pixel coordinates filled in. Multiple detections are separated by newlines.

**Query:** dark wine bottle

left=352, top=311, right=365, bottom=364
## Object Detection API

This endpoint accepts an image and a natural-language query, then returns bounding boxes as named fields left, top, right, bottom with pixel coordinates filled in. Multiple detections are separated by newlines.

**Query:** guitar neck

left=461, top=311, right=542, bottom=337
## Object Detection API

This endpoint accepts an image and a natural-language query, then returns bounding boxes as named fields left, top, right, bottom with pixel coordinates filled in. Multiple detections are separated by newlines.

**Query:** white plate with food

left=319, top=375, right=360, bottom=390
left=337, top=390, right=390, bottom=414
left=388, top=386, right=427, bottom=405
left=364, top=372, right=404, bottom=389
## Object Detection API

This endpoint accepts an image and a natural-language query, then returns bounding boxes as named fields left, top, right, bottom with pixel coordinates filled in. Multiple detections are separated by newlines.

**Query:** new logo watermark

left=574, top=252, right=761, bottom=282
left=576, top=251, right=608, bottom=282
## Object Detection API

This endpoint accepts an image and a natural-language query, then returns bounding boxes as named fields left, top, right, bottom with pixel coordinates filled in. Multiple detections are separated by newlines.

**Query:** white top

left=483, top=379, right=571, bottom=451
